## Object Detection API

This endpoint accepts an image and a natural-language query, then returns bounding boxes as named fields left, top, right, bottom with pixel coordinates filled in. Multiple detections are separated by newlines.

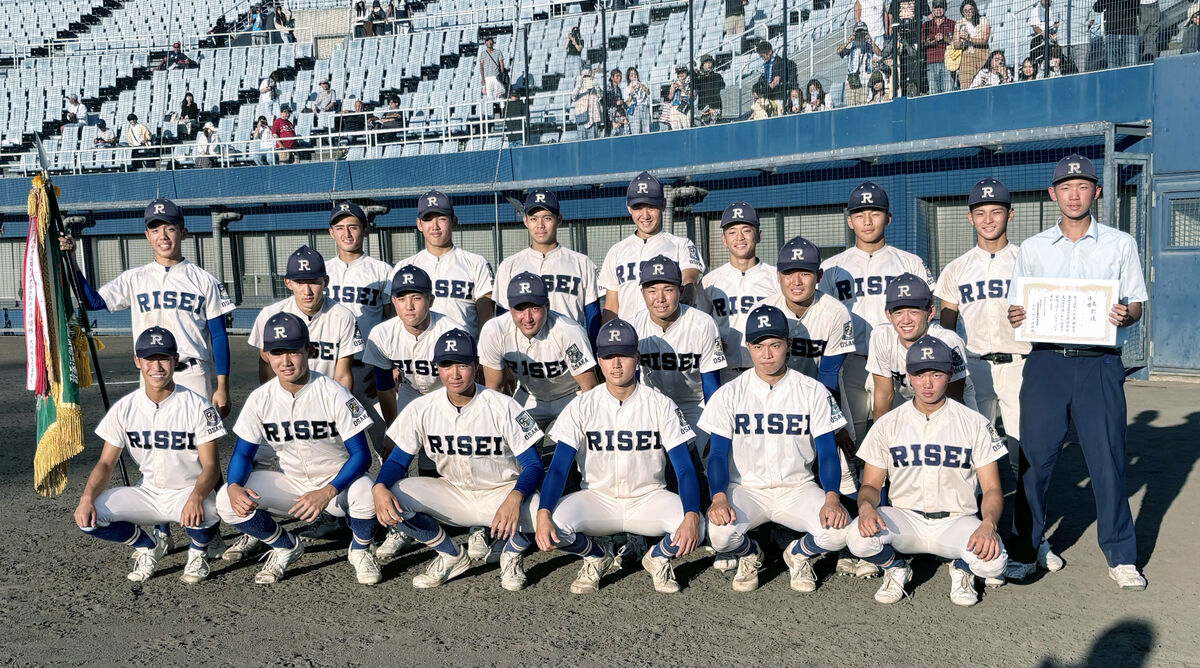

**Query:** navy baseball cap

left=967, top=178, right=1011, bottom=208
left=507, top=271, right=549, bottom=308
left=847, top=181, right=890, bottom=213
left=135, top=326, right=178, bottom=358
left=433, top=329, right=477, bottom=365
left=390, top=265, right=432, bottom=296
left=745, top=304, right=789, bottom=344
left=330, top=200, right=366, bottom=225
left=144, top=198, right=184, bottom=228
left=639, top=255, right=682, bottom=286
left=263, top=312, right=310, bottom=352
left=720, top=201, right=759, bottom=228
left=284, top=245, right=327, bottom=280
left=417, top=190, right=455, bottom=218
left=906, top=335, right=953, bottom=375
left=1051, top=154, right=1099, bottom=185
left=626, top=171, right=664, bottom=208
left=595, top=318, right=639, bottom=358
left=777, top=235, right=821, bottom=272
left=524, top=189, right=560, bottom=216
left=885, top=273, right=933, bottom=311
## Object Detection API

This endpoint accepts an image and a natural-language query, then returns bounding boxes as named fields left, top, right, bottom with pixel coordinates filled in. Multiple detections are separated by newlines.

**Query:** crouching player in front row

left=74, top=327, right=226, bottom=583
left=847, top=336, right=1008, bottom=606
left=216, top=313, right=381, bottom=586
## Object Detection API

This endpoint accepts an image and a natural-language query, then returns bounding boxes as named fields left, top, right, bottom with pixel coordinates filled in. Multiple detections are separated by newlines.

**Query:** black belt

left=175, top=358, right=200, bottom=371
left=351, top=359, right=365, bottom=367
left=1032, top=343, right=1121, bottom=358
left=912, top=510, right=951, bottom=520
left=979, top=353, right=1025, bottom=364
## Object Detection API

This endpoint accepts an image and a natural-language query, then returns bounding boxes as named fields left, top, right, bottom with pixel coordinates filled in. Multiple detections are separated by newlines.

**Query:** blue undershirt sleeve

left=227, top=438, right=260, bottom=487
left=584, top=301, right=601, bottom=345
left=374, top=366, right=396, bottom=391
left=706, top=433, right=732, bottom=499
left=814, top=431, right=841, bottom=495
left=537, top=441, right=577, bottom=513
left=513, top=448, right=545, bottom=499
left=667, top=445, right=701, bottom=514
left=375, top=447, right=414, bottom=489
left=329, top=432, right=370, bottom=493
left=207, top=316, right=230, bottom=376
left=817, top=353, right=846, bottom=396
left=75, top=270, right=107, bottom=311
left=701, top=371, right=722, bottom=403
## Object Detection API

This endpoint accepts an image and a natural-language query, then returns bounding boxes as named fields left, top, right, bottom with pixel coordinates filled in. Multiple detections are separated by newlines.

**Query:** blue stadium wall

left=4, top=55, right=1199, bottom=373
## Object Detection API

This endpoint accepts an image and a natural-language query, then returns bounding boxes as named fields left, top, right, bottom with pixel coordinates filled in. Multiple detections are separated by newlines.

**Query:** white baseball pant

left=678, top=402, right=710, bottom=458
left=514, top=388, right=575, bottom=433
left=845, top=506, right=1007, bottom=578
left=707, top=482, right=849, bottom=553
left=547, top=488, right=705, bottom=545
left=968, top=356, right=1023, bottom=468
left=215, top=471, right=376, bottom=523
left=91, top=484, right=219, bottom=529
left=351, top=363, right=387, bottom=457
left=389, top=477, right=538, bottom=531
left=841, top=354, right=872, bottom=444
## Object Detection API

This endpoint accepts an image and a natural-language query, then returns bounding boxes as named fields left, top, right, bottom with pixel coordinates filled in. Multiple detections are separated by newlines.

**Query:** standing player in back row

left=599, top=172, right=705, bottom=322
left=820, top=181, right=934, bottom=442
left=492, top=189, right=602, bottom=341
left=388, top=191, right=495, bottom=337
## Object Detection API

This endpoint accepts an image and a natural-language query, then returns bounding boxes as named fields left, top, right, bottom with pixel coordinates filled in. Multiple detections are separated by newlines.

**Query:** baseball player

left=492, top=189, right=601, bottom=340
left=387, top=191, right=495, bottom=337
left=846, top=336, right=1008, bottom=607
left=535, top=319, right=703, bottom=595
left=372, top=329, right=547, bottom=591
left=599, top=172, right=705, bottom=322
left=819, top=181, right=935, bottom=441
left=73, top=327, right=226, bottom=583
left=701, top=305, right=851, bottom=593
left=700, top=202, right=778, bottom=381
left=479, top=271, right=599, bottom=433
left=867, top=273, right=974, bottom=420
left=216, top=312, right=381, bottom=585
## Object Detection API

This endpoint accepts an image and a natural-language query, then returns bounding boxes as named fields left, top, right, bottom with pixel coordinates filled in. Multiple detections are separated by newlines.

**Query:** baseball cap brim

left=265, top=338, right=308, bottom=353
left=907, top=360, right=951, bottom=375
left=434, top=353, right=476, bottom=365
left=510, top=297, right=548, bottom=308
left=746, top=331, right=787, bottom=344
left=887, top=298, right=932, bottom=311
left=145, top=214, right=183, bottom=228
left=596, top=345, right=638, bottom=358
left=627, top=196, right=663, bottom=208
left=419, top=206, right=454, bottom=218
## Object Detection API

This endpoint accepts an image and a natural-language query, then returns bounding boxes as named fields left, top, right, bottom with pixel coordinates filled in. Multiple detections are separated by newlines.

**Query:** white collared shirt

left=762, top=290, right=857, bottom=378
left=935, top=244, right=1031, bottom=356
left=599, top=230, right=706, bottom=321
left=630, top=305, right=727, bottom=407
left=478, top=311, right=596, bottom=401
left=819, top=245, right=935, bottom=351
left=493, top=245, right=600, bottom=327
left=701, top=259, right=779, bottom=369
left=325, top=253, right=394, bottom=344
left=361, top=312, right=465, bottom=395
left=389, top=246, right=495, bottom=335
left=249, top=297, right=364, bottom=378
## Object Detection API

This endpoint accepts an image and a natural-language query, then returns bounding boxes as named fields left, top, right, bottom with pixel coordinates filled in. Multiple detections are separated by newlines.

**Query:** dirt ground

left=2, top=335, right=1198, bottom=667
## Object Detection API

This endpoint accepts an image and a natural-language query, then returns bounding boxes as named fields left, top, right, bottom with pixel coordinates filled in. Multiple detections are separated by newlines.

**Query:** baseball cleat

left=375, top=527, right=415, bottom=560
left=712, top=552, right=738, bottom=573
left=835, top=556, right=858, bottom=576
left=467, top=527, right=491, bottom=561
left=1004, top=560, right=1037, bottom=582
left=127, top=532, right=169, bottom=582
left=874, top=565, right=912, bottom=604
left=570, top=543, right=614, bottom=594
left=854, top=558, right=882, bottom=579
left=1038, top=539, right=1065, bottom=572
left=204, top=534, right=228, bottom=560
left=1108, top=564, right=1147, bottom=591
left=983, top=574, right=1006, bottom=588
left=499, top=551, right=527, bottom=591
left=222, top=534, right=263, bottom=562
left=254, top=538, right=304, bottom=584
left=297, top=512, right=344, bottom=540
left=180, top=548, right=211, bottom=584
left=413, top=547, right=472, bottom=589
left=641, top=550, right=680, bottom=594
left=782, top=542, right=818, bottom=593
left=347, top=548, right=382, bottom=586
left=731, top=546, right=765, bottom=593
left=948, top=564, right=979, bottom=606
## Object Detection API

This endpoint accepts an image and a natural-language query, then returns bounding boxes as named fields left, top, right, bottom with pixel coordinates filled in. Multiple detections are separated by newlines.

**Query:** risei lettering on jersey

left=957, top=279, right=1009, bottom=304
left=328, top=285, right=384, bottom=307
left=585, top=430, right=664, bottom=451
left=135, top=291, right=207, bottom=315
left=732, top=413, right=812, bottom=435
left=311, top=341, right=340, bottom=361
left=639, top=352, right=701, bottom=372
left=504, top=358, right=569, bottom=379
left=834, top=275, right=899, bottom=301
left=614, top=262, right=639, bottom=284
left=396, top=358, right=437, bottom=377
left=888, top=443, right=972, bottom=469
left=710, top=295, right=764, bottom=318
left=537, top=274, right=582, bottom=296
left=434, top=279, right=475, bottom=300
left=427, top=435, right=506, bottom=456
left=789, top=338, right=826, bottom=358
left=126, top=430, right=197, bottom=450
left=262, top=420, right=341, bottom=442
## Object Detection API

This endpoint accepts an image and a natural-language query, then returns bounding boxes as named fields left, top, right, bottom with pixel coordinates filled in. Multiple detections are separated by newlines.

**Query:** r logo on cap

left=519, top=282, right=532, bottom=294
left=150, top=334, right=163, bottom=345
left=154, top=204, right=165, bottom=215
left=1068, top=162, right=1082, bottom=175
left=340, top=203, right=350, bottom=211
left=444, top=340, right=458, bottom=351
left=402, top=274, right=414, bottom=284
left=792, top=248, right=805, bottom=260
left=535, top=193, right=546, bottom=203
left=608, top=329, right=622, bottom=342
left=981, top=186, right=994, bottom=198
left=427, top=196, right=439, bottom=207
left=731, top=207, right=743, bottom=219
left=297, top=259, right=310, bottom=271
left=897, top=285, right=911, bottom=297
left=637, top=183, right=649, bottom=194
left=860, top=193, right=873, bottom=204
left=274, top=326, right=286, bottom=338
left=921, top=347, right=934, bottom=360
left=652, top=264, right=664, bottom=275
left=756, top=315, right=771, bottom=328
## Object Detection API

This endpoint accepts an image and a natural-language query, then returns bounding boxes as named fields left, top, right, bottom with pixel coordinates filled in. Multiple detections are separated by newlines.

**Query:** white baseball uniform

left=819, top=246, right=934, bottom=440
left=97, top=259, right=235, bottom=398
left=866, top=322, right=975, bottom=410
left=845, top=399, right=1009, bottom=578
left=762, top=291, right=857, bottom=378
left=545, top=383, right=700, bottom=544
left=478, top=311, right=597, bottom=429
left=934, top=244, right=1029, bottom=444
left=493, top=246, right=600, bottom=327
left=598, top=231, right=705, bottom=321
left=217, top=372, right=375, bottom=523
left=699, top=368, right=850, bottom=553
left=90, top=386, right=226, bottom=528
left=383, top=385, right=544, bottom=529
left=248, top=296, right=364, bottom=379
left=388, top=246, right=494, bottom=335
left=361, top=311, right=466, bottom=411
left=701, top=259, right=777, bottom=372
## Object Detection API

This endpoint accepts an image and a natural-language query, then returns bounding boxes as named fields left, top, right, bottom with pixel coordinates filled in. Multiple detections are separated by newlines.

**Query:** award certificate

left=1013, top=277, right=1119, bottom=346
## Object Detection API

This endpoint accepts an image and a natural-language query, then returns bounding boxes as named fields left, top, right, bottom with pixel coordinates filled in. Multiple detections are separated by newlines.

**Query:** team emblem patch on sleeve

left=352, top=324, right=364, bottom=347
left=951, top=349, right=965, bottom=373
left=674, top=407, right=691, bottom=434
left=841, top=321, right=854, bottom=343
left=204, top=407, right=220, bottom=427
left=565, top=343, right=585, bottom=369
left=712, top=337, right=726, bottom=363
left=516, top=410, right=538, bottom=437
left=688, top=245, right=702, bottom=265
left=346, top=398, right=365, bottom=419
left=827, top=395, right=845, bottom=424
left=986, top=422, right=1005, bottom=452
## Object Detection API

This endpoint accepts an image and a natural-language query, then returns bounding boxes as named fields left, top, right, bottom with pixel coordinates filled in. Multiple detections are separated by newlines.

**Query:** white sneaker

left=713, top=552, right=738, bottom=573
left=412, top=547, right=472, bottom=589
left=375, top=527, right=414, bottom=560
left=254, top=538, right=304, bottom=584
left=1005, top=560, right=1037, bottom=582
left=204, top=534, right=227, bottom=560
left=782, top=541, right=818, bottom=593
left=641, top=550, right=680, bottom=594
left=983, top=574, right=1006, bottom=588
left=948, top=564, right=979, bottom=607
left=1038, top=539, right=1065, bottom=572
left=348, top=548, right=382, bottom=585
left=500, top=551, right=527, bottom=591
left=222, top=534, right=263, bottom=562
left=570, top=542, right=614, bottom=594
left=467, top=527, right=491, bottom=561
left=127, top=532, right=169, bottom=582
left=1108, top=564, right=1147, bottom=591
left=854, top=558, right=882, bottom=579
left=835, top=556, right=858, bottom=576
left=180, top=548, right=210, bottom=584
left=874, top=565, right=912, bottom=604
left=731, top=546, right=765, bottom=593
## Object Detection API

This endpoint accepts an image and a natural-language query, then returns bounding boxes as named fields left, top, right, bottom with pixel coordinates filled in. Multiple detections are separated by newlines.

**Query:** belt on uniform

left=912, top=510, right=951, bottom=520
left=979, top=352, right=1025, bottom=364
left=175, top=358, right=200, bottom=371
left=1031, top=343, right=1121, bottom=358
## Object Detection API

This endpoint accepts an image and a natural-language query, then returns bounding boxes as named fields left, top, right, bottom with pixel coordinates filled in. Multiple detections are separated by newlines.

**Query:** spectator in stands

left=855, top=0, right=891, bottom=49
left=210, top=15, right=231, bottom=47
left=371, top=1, right=388, bottom=35
left=258, top=71, right=280, bottom=122
left=251, top=116, right=276, bottom=165
left=1028, top=0, right=1059, bottom=70
left=564, top=26, right=584, bottom=78
left=158, top=42, right=197, bottom=71
left=310, top=79, right=339, bottom=112
left=1018, top=56, right=1038, bottom=80
left=94, top=120, right=117, bottom=147
left=748, top=80, right=779, bottom=119
left=376, top=98, right=404, bottom=130
left=573, top=67, right=602, bottom=139
left=276, top=5, right=296, bottom=43
left=693, top=54, right=725, bottom=124
left=783, top=86, right=803, bottom=113
left=839, top=21, right=883, bottom=106
left=866, top=69, right=890, bottom=101
left=1183, top=8, right=1200, bottom=54
left=605, top=69, right=627, bottom=136
left=1094, top=0, right=1140, bottom=67
left=970, top=49, right=1010, bottom=87
left=952, top=0, right=991, bottom=89
left=169, top=92, right=199, bottom=139
left=756, top=41, right=792, bottom=102
left=337, top=99, right=367, bottom=139
left=890, top=0, right=929, bottom=97
left=922, top=0, right=955, bottom=93
left=394, top=0, right=412, bottom=33
left=1138, top=0, right=1159, bottom=61
left=624, top=67, right=652, bottom=134
left=122, top=114, right=152, bottom=147
left=272, top=107, right=297, bottom=162
left=479, top=37, right=507, bottom=117
left=63, top=94, right=86, bottom=124
left=806, top=78, right=829, bottom=111
left=354, top=0, right=373, bottom=38
left=725, top=0, right=748, bottom=39
left=195, top=122, right=217, bottom=169
left=251, top=5, right=270, bottom=45
left=504, top=88, right=528, bottom=144
left=667, top=65, right=693, bottom=129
